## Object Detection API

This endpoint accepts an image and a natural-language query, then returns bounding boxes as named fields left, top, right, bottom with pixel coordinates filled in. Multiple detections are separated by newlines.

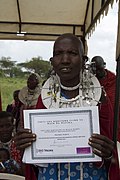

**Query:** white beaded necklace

left=60, top=82, right=80, bottom=91
left=57, top=73, right=81, bottom=91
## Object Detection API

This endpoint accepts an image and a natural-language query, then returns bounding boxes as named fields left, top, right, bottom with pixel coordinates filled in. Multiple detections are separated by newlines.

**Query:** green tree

left=17, top=56, right=51, bottom=78
left=11, top=67, right=25, bottom=77
left=0, top=56, right=16, bottom=77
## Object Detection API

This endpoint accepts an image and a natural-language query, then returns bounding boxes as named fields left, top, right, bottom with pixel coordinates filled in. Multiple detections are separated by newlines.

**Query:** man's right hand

left=14, top=129, right=36, bottom=150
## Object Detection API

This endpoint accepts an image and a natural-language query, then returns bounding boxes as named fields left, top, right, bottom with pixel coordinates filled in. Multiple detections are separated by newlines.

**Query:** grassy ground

left=0, top=77, right=26, bottom=110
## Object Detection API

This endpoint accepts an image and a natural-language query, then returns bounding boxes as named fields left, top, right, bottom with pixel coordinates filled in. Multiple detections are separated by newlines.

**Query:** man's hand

left=88, top=133, right=114, bottom=159
left=14, top=128, right=36, bottom=150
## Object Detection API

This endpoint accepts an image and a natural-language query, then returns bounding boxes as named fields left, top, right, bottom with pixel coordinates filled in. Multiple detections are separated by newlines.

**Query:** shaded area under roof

left=0, top=0, right=117, bottom=41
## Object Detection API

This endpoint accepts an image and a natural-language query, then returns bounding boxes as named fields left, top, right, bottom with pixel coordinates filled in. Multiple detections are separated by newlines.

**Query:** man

left=18, top=73, right=41, bottom=130
left=91, top=56, right=116, bottom=106
left=15, top=34, right=119, bottom=180
left=91, top=56, right=120, bottom=141
left=19, top=73, right=41, bottom=108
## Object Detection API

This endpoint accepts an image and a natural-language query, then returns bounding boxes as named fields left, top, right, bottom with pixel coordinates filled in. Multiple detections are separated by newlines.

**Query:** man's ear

left=82, top=55, right=89, bottom=69
left=49, top=57, right=53, bottom=65
left=104, top=62, right=106, bottom=68
left=83, top=55, right=88, bottom=63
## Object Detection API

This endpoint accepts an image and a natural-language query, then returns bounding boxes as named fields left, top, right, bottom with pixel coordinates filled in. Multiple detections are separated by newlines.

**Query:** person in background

left=6, top=90, right=22, bottom=131
left=19, top=73, right=41, bottom=109
left=0, top=147, right=21, bottom=175
left=0, top=111, right=24, bottom=176
left=18, top=73, right=41, bottom=129
left=15, top=34, right=119, bottom=180
left=91, top=56, right=116, bottom=106
left=91, top=56, right=120, bottom=141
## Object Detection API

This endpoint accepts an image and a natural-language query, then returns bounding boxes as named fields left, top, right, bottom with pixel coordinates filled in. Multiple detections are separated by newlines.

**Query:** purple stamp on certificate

left=76, top=147, right=91, bottom=154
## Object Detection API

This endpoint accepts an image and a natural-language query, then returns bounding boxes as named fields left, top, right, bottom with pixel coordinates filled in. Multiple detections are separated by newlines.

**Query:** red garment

left=25, top=164, right=38, bottom=180
left=99, top=98, right=120, bottom=180
left=10, top=140, right=22, bottom=164
left=99, top=69, right=120, bottom=142
left=25, top=95, right=120, bottom=180
left=99, top=69, right=116, bottom=107
left=0, top=140, right=22, bottom=165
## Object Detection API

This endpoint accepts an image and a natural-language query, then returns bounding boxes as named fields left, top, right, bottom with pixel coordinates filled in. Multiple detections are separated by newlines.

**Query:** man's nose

left=61, top=53, right=70, bottom=63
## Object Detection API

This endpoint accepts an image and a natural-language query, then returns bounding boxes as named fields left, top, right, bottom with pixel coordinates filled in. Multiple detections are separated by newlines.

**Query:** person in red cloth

left=91, top=56, right=116, bottom=107
left=91, top=56, right=120, bottom=142
left=15, top=34, right=119, bottom=180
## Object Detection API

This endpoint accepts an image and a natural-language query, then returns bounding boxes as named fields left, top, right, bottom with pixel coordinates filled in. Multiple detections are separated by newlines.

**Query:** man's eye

left=55, top=53, right=60, bottom=56
left=69, top=51, right=78, bottom=55
left=54, top=52, right=62, bottom=56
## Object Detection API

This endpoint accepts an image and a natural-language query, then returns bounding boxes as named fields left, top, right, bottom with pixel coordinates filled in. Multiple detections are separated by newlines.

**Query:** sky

left=0, top=1, right=118, bottom=73
left=87, top=1, right=118, bottom=73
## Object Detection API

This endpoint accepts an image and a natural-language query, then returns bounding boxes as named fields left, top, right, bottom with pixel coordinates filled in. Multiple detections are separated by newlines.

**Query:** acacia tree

left=0, top=57, right=16, bottom=77
left=17, top=56, right=51, bottom=78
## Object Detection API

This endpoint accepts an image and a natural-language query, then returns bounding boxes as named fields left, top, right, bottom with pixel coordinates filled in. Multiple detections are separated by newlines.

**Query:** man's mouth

left=60, top=67, right=71, bottom=73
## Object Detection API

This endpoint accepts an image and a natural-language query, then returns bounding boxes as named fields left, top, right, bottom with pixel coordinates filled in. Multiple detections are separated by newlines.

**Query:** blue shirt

left=38, top=162, right=107, bottom=180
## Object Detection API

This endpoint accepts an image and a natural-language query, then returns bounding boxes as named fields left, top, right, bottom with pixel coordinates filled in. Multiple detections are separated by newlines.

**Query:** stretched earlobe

left=49, top=57, right=53, bottom=62
left=104, top=62, right=106, bottom=68
left=83, top=55, right=89, bottom=63
left=49, top=57, right=53, bottom=66
left=82, top=55, right=89, bottom=69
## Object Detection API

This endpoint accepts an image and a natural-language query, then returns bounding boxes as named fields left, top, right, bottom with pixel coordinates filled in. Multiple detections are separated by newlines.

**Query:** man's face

left=0, top=117, right=13, bottom=143
left=91, top=60, right=105, bottom=79
left=51, top=37, right=82, bottom=84
left=27, top=74, right=38, bottom=90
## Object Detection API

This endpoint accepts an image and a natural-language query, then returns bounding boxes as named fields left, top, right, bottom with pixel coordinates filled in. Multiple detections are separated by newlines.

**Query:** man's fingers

left=14, top=128, right=36, bottom=150
left=88, top=134, right=114, bottom=158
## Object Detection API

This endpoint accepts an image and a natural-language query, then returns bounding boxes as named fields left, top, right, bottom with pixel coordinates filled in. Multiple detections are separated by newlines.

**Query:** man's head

left=50, top=33, right=84, bottom=86
left=91, top=56, right=106, bottom=79
left=0, top=111, right=14, bottom=143
left=27, top=73, right=40, bottom=90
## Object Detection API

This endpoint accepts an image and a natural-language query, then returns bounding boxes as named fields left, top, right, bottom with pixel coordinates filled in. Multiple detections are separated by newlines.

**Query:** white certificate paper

left=23, top=107, right=101, bottom=164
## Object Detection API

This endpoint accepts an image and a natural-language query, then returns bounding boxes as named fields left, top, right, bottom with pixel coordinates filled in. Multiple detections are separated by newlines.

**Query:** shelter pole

left=113, top=56, right=120, bottom=144
left=113, top=0, right=120, bottom=144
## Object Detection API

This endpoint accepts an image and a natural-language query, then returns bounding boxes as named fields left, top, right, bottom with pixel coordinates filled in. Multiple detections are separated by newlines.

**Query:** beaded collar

left=41, top=74, right=101, bottom=109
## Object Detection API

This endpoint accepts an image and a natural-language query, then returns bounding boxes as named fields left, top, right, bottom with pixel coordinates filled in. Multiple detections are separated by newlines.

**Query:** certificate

left=23, top=107, right=101, bottom=164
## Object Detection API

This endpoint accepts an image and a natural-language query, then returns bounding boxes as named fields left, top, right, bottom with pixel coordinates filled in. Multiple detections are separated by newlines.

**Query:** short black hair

left=0, top=111, right=14, bottom=123
left=0, top=147, right=10, bottom=159
left=91, top=56, right=105, bottom=65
